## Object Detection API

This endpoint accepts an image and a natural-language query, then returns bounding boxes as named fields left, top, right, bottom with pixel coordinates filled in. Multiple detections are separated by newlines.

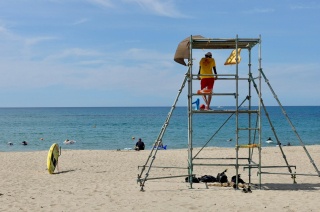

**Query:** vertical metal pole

left=248, top=48, right=252, bottom=184
left=235, top=35, right=239, bottom=186
left=188, top=35, right=193, bottom=188
left=258, top=35, right=262, bottom=189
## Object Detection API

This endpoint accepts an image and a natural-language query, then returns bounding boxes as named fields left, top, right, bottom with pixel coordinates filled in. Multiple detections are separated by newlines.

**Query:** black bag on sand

left=231, top=174, right=245, bottom=184
left=216, top=169, right=228, bottom=183
left=185, top=176, right=200, bottom=183
left=199, top=175, right=217, bottom=183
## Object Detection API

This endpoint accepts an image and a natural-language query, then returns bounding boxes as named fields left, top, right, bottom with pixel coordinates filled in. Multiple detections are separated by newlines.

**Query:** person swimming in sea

left=64, top=139, right=76, bottom=144
left=266, top=137, right=273, bottom=143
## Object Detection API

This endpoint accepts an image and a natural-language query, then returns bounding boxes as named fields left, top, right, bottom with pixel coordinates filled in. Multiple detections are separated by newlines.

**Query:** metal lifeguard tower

left=137, top=35, right=320, bottom=191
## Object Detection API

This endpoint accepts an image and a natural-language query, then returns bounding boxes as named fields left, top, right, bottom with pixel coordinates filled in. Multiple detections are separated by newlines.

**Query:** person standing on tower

left=198, top=52, right=217, bottom=110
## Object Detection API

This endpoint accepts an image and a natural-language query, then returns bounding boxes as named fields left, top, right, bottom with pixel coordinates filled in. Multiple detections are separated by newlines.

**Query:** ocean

left=0, top=106, right=319, bottom=152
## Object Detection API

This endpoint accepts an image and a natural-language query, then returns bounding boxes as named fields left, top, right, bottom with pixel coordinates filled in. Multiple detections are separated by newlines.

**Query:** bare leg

left=201, top=85, right=208, bottom=106
left=202, top=95, right=208, bottom=105
left=206, top=95, right=212, bottom=109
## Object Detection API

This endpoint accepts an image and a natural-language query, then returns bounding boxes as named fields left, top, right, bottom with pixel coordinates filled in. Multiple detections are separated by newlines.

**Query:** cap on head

left=205, top=52, right=212, bottom=57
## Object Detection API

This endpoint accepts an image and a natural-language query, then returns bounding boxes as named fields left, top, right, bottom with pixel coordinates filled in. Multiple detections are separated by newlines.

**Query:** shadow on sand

left=260, top=183, right=320, bottom=191
left=53, top=169, right=76, bottom=174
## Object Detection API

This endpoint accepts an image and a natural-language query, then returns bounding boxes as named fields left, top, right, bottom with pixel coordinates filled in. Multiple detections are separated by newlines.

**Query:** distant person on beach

left=266, top=137, right=273, bottom=143
left=135, top=138, right=145, bottom=151
left=64, top=139, right=76, bottom=145
left=198, top=52, right=217, bottom=110
left=153, top=140, right=164, bottom=148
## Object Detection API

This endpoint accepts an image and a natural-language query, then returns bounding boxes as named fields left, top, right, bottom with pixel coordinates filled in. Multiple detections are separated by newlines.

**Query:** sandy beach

left=1, top=145, right=320, bottom=211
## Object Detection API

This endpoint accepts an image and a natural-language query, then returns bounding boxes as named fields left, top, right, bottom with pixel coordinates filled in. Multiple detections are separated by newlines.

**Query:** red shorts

left=201, top=78, right=215, bottom=90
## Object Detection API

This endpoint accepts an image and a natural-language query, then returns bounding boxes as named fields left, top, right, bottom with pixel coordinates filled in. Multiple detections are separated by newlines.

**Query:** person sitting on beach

left=153, top=140, right=164, bottom=148
left=135, top=138, right=145, bottom=151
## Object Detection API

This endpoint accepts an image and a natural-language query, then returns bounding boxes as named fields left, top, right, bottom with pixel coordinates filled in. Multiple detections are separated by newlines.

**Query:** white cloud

left=0, top=23, right=18, bottom=40
left=77, top=60, right=107, bottom=66
left=290, top=2, right=320, bottom=10
left=85, top=0, right=188, bottom=18
left=256, top=62, right=320, bottom=105
left=87, top=0, right=114, bottom=8
left=72, top=18, right=89, bottom=25
left=242, top=8, right=275, bottom=14
left=0, top=25, right=8, bottom=34
left=124, top=0, right=188, bottom=18
left=124, top=48, right=171, bottom=60
left=0, top=46, right=182, bottom=106
left=44, top=48, right=103, bottom=62
left=25, top=36, right=58, bottom=46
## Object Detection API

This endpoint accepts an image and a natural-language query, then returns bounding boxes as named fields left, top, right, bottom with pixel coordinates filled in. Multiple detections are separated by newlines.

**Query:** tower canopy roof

left=174, top=35, right=260, bottom=66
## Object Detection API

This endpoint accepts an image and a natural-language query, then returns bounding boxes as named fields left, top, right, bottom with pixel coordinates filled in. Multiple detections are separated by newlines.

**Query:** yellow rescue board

left=47, top=143, right=60, bottom=174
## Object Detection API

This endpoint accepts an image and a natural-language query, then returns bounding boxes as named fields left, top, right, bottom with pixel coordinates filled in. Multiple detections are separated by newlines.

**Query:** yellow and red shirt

left=199, top=58, right=216, bottom=79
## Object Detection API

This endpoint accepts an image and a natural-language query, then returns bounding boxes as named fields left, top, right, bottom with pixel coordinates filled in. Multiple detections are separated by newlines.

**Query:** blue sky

left=0, top=0, right=319, bottom=107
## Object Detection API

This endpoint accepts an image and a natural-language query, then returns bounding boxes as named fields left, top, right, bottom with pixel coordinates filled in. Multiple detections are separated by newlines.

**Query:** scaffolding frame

left=187, top=35, right=263, bottom=188
left=137, top=35, right=320, bottom=191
